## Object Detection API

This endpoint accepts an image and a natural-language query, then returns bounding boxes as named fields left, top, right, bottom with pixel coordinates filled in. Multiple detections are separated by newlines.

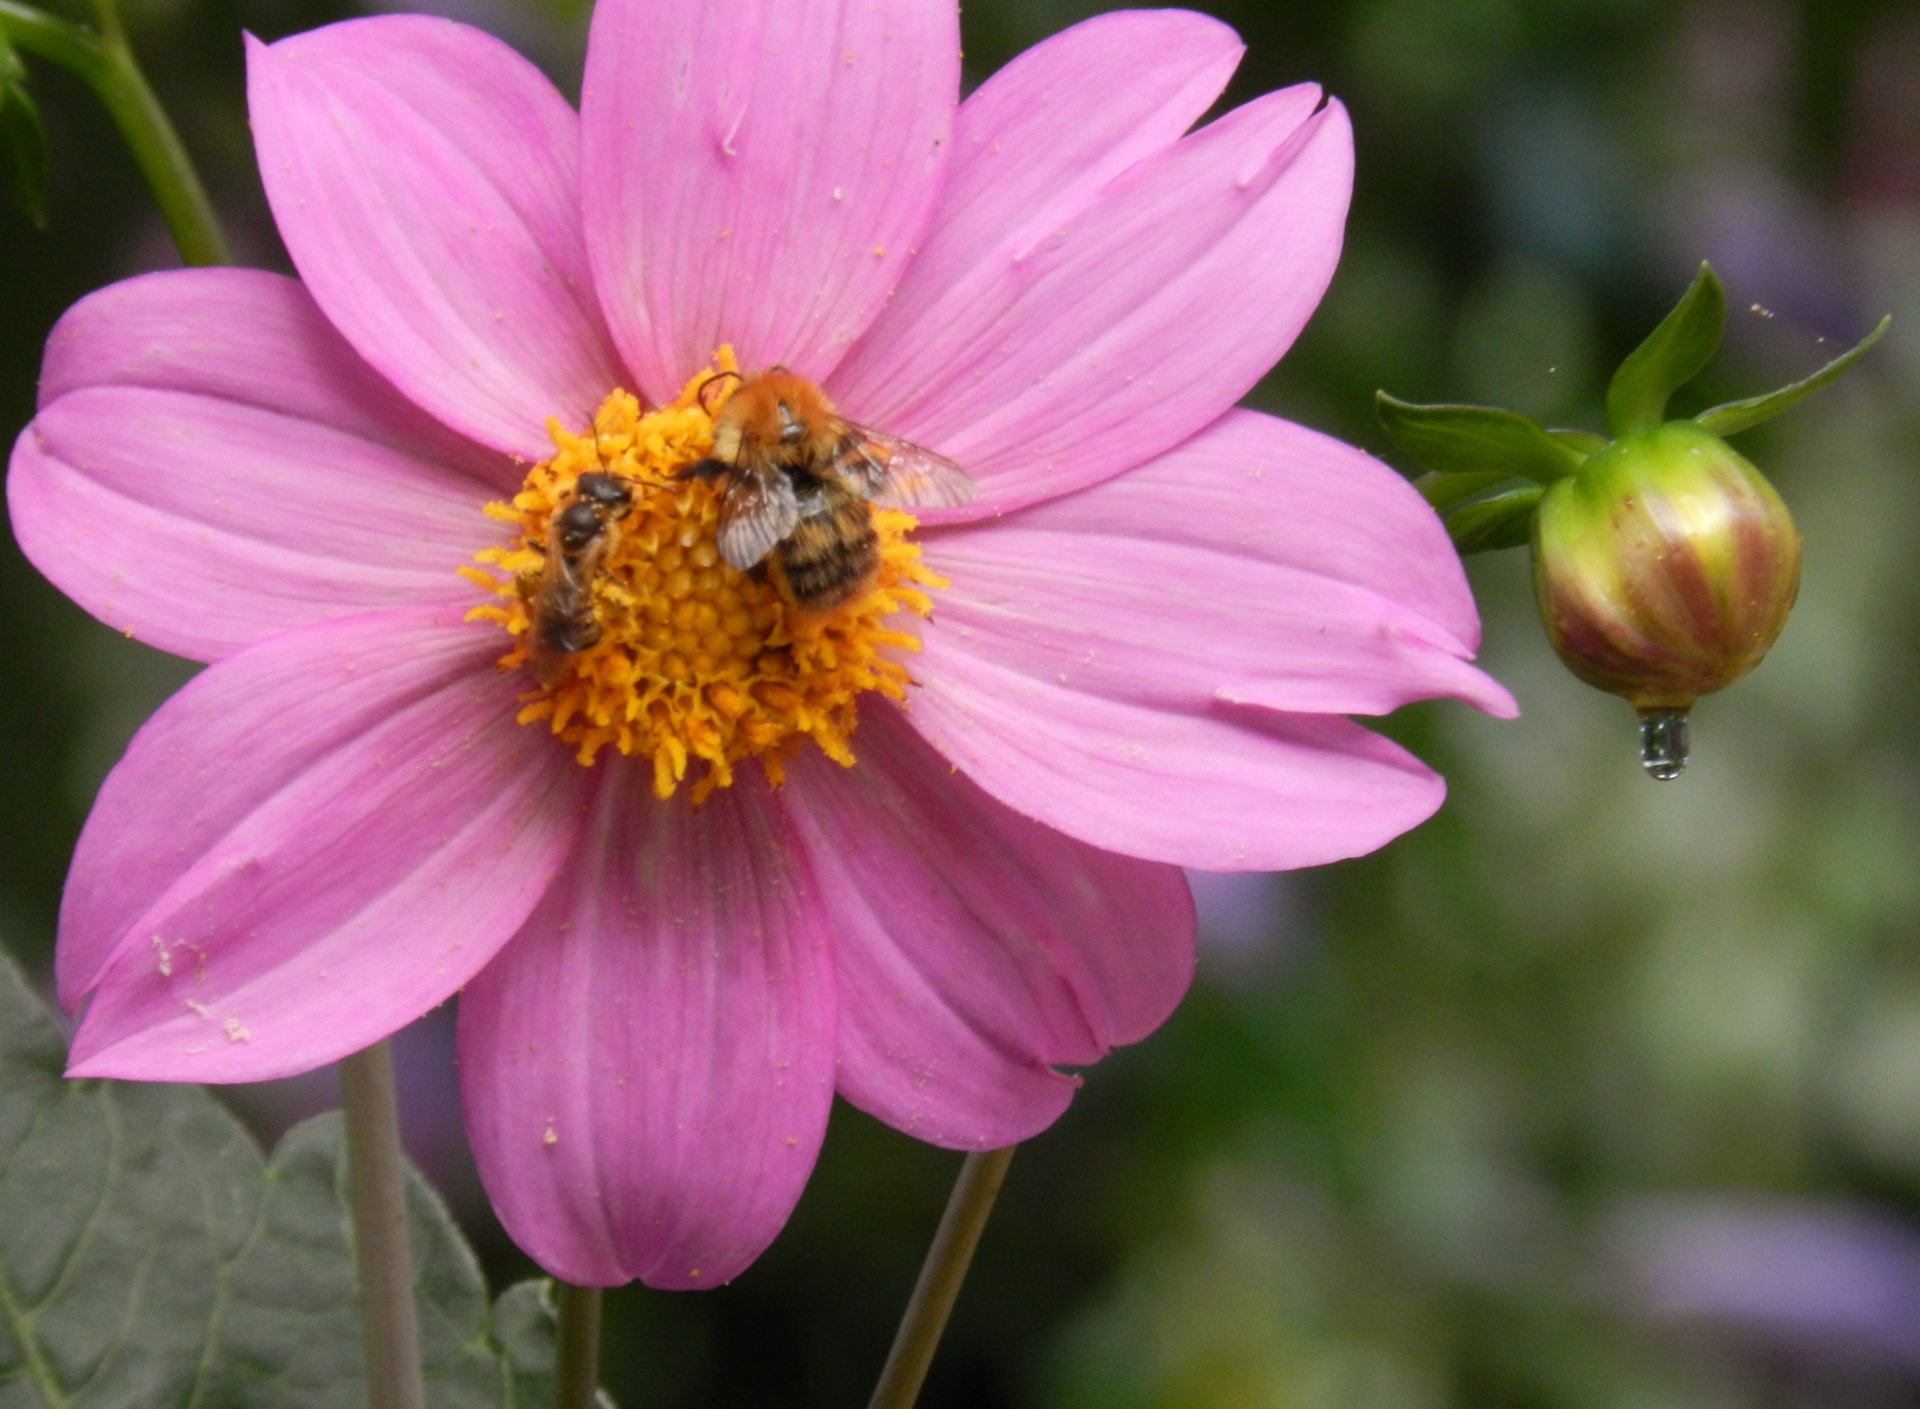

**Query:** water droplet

left=1638, top=708, right=1690, bottom=780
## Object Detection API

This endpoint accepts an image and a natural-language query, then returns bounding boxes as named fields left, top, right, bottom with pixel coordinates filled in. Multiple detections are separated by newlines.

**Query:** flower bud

left=1380, top=262, right=1878, bottom=779
left=1531, top=421, right=1801, bottom=721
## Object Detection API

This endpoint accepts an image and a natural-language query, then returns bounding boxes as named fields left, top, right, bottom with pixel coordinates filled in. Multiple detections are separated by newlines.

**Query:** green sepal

left=1416, top=469, right=1512, bottom=512
left=0, top=54, right=50, bottom=229
left=1443, top=483, right=1544, bottom=555
left=1694, top=314, right=1892, bottom=436
left=1376, top=392, right=1588, bottom=484
left=1605, top=262, right=1726, bottom=438
left=1548, top=428, right=1608, bottom=455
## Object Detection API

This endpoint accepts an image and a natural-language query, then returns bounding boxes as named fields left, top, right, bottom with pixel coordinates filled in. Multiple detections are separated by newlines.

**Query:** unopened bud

left=1379, top=263, right=1883, bottom=779
left=1532, top=422, right=1801, bottom=718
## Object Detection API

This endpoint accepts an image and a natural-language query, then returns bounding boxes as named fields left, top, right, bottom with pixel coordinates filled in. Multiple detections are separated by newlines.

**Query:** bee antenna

left=695, top=369, right=743, bottom=416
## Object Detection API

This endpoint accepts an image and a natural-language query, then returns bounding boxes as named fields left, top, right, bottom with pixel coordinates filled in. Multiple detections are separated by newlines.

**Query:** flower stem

left=339, top=1040, right=426, bottom=1409
left=865, top=1145, right=1018, bottom=1409
left=0, top=0, right=229, bottom=265
left=553, top=1282, right=603, bottom=1409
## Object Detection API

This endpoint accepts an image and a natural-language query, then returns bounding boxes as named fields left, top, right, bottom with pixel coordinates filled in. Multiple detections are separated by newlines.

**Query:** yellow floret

left=463, top=351, right=947, bottom=800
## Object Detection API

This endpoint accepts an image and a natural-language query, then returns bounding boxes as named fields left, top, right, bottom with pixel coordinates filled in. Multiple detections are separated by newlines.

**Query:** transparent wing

left=833, top=426, right=975, bottom=510
left=716, top=466, right=800, bottom=571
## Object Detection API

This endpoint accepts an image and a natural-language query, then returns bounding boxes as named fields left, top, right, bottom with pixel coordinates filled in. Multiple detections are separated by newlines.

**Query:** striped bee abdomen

left=771, top=482, right=880, bottom=613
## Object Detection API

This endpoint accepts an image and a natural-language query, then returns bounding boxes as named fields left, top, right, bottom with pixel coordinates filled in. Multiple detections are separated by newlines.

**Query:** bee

left=524, top=470, right=635, bottom=685
left=682, top=369, right=974, bottom=614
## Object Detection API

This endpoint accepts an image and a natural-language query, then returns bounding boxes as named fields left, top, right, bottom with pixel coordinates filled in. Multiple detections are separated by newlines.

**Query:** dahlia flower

left=8, top=0, right=1514, bottom=1287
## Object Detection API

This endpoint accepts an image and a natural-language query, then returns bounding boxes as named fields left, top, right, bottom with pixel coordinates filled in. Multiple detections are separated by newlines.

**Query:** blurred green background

left=5, top=0, right=1919, bottom=1404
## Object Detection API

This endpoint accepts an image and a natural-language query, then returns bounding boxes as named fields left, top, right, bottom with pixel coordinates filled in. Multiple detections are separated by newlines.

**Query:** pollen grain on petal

left=465, top=352, right=945, bottom=799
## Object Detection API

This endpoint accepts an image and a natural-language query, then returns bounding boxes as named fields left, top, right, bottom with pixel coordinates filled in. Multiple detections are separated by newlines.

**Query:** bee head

left=554, top=500, right=606, bottom=556
left=724, top=369, right=836, bottom=465
left=574, top=472, right=634, bottom=514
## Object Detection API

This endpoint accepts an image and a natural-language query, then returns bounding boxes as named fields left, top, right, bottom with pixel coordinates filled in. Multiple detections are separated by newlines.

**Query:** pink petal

left=787, top=705, right=1193, bottom=1150
left=35, top=267, right=505, bottom=488
left=11, top=384, right=496, bottom=663
left=63, top=608, right=591, bottom=1081
left=831, top=78, right=1351, bottom=517
left=831, top=8, right=1240, bottom=424
left=247, top=17, right=623, bottom=459
left=899, top=405, right=1517, bottom=869
left=905, top=667, right=1446, bottom=871
left=579, top=0, right=958, bottom=397
left=459, top=762, right=836, bottom=1289
left=920, top=409, right=1516, bottom=721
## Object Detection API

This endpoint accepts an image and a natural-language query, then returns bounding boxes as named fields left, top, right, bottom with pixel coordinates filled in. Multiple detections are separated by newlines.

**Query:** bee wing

left=716, top=465, right=800, bottom=571
left=834, top=426, right=975, bottom=510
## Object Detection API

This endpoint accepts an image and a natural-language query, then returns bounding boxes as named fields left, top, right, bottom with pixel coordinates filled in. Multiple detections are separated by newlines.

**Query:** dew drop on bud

left=1637, top=707, right=1690, bottom=781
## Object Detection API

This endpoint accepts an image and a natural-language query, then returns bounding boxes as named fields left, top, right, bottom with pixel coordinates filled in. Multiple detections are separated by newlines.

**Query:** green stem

left=553, top=1282, right=603, bottom=1409
left=340, top=1041, right=427, bottom=1409
left=865, top=1146, right=1018, bottom=1409
left=0, top=0, right=229, bottom=265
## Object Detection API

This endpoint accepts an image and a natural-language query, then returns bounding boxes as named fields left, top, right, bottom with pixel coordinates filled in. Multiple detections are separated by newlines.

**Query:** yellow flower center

left=462, top=353, right=944, bottom=802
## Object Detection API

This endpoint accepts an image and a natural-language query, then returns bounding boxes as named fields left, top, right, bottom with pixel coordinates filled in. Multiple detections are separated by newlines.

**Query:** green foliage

left=1379, top=259, right=1886, bottom=563
left=1440, top=483, right=1544, bottom=554
left=1375, top=392, right=1581, bottom=554
left=1695, top=315, right=1893, bottom=436
left=0, top=956, right=584, bottom=1408
left=1604, top=262, right=1725, bottom=437
left=1376, top=393, right=1588, bottom=485
left=0, top=36, right=49, bottom=230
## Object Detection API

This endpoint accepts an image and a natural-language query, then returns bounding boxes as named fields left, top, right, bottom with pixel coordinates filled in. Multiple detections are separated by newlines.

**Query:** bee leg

left=679, top=457, right=730, bottom=482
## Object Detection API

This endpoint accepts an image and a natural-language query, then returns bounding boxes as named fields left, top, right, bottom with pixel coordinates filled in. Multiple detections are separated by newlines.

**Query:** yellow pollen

left=464, top=351, right=947, bottom=801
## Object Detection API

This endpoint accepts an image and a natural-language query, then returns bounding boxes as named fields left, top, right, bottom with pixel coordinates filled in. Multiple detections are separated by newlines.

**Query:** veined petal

left=789, top=705, right=1193, bottom=1150
left=580, top=0, right=958, bottom=397
left=63, top=608, right=591, bottom=1080
left=459, top=762, right=835, bottom=1289
left=35, top=268, right=507, bottom=488
left=833, top=9, right=1241, bottom=422
left=833, top=85, right=1350, bottom=517
left=920, top=409, right=1516, bottom=720
left=247, top=17, right=623, bottom=459
left=905, top=664, right=1447, bottom=871
left=904, top=410, right=1507, bottom=869
left=11, top=386, right=494, bottom=663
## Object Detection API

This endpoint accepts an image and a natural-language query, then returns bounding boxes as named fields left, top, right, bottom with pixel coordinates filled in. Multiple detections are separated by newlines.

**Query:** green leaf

left=1, top=73, right=51, bottom=230
left=1694, top=315, right=1892, bottom=437
left=1443, top=484, right=1544, bottom=555
left=1605, top=262, right=1726, bottom=437
left=0, top=952, right=596, bottom=1407
left=1375, top=393, right=1588, bottom=484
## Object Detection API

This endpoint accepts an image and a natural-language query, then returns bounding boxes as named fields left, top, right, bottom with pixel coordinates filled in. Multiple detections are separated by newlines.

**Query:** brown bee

left=682, top=369, right=973, bottom=614
left=524, top=471, right=635, bottom=685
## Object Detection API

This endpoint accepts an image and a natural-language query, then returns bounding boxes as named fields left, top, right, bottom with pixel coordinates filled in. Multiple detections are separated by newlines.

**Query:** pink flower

left=7, top=0, right=1514, bottom=1287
